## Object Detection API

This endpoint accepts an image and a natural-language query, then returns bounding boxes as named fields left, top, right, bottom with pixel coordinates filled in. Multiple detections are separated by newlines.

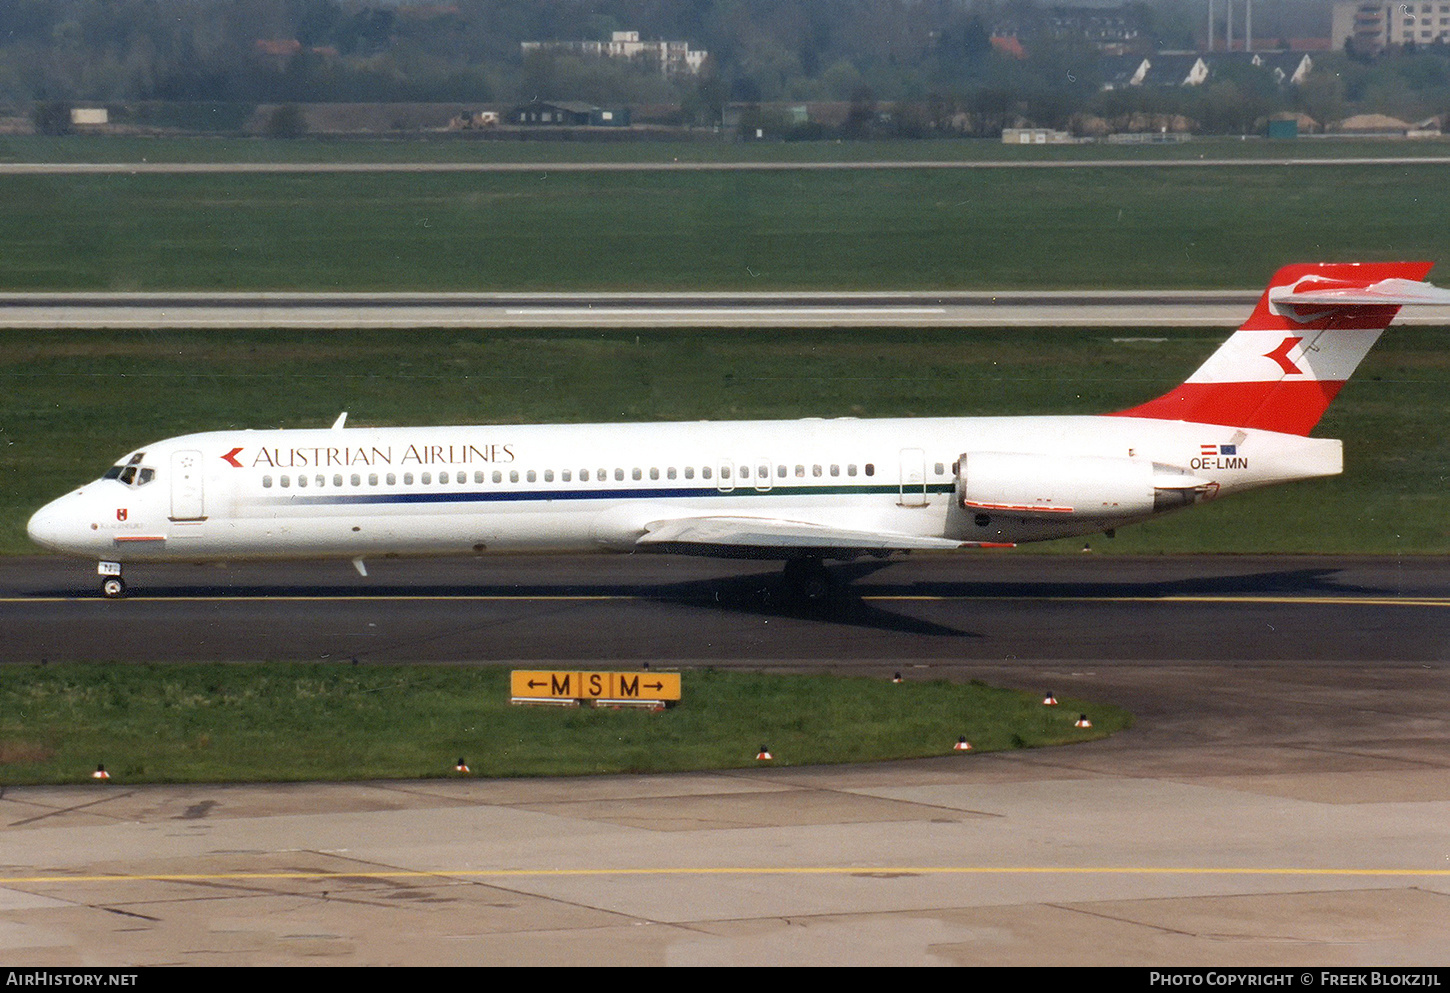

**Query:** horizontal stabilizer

left=1269, top=276, right=1450, bottom=309
left=638, top=516, right=1010, bottom=551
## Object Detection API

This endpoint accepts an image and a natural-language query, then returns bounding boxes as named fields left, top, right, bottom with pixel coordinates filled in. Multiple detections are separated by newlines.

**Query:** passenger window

left=527, top=470, right=537, bottom=482
left=493, top=470, right=502, bottom=483
left=387, top=473, right=396, bottom=485
left=544, top=469, right=554, bottom=482
left=297, top=475, right=308, bottom=488
left=474, top=471, right=484, bottom=484
left=421, top=473, right=432, bottom=485
left=777, top=465, right=786, bottom=478
left=509, top=470, right=519, bottom=483
left=404, top=473, right=414, bottom=485
left=633, top=468, right=642, bottom=481
left=614, top=468, right=624, bottom=481
left=831, top=465, right=840, bottom=477
left=369, top=473, right=378, bottom=486
left=579, top=469, right=589, bottom=482
left=649, top=468, right=659, bottom=480
left=562, top=470, right=572, bottom=482
left=334, top=474, right=343, bottom=487
left=667, top=467, right=676, bottom=480
left=795, top=465, right=804, bottom=477
left=813, top=465, right=822, bottom=477
left=685, top=466, right=694, bottom=479
left=740, top=466, right=750, bottom=479
left=263, top=475, right=273, bottom=488
left=847, top=465, right=857, bottom=477
left=934, top=463, right=945, bottom=476
left=702, top=466, right=712, bottom=480
left=865, top=464, right=875, bottom=477
left=721, top=466, right=731, bottom=479
left=281, top=475, right=290, bottom=488
left=351, top=474, right=361, bottom=486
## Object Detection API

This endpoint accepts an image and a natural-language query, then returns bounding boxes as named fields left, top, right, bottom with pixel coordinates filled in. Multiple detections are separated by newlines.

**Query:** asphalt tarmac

left=1, top=554, right=1448, bottom=965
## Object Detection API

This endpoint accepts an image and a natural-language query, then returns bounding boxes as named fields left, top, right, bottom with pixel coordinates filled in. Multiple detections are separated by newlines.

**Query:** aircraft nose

left=27, top=498, right=76, bottom=553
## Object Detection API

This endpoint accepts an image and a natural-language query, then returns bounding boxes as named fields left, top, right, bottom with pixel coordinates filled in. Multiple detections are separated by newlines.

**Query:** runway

left=7, top=291, right=1450, bottom=330
left=1, top=554, right=1447, bottom=964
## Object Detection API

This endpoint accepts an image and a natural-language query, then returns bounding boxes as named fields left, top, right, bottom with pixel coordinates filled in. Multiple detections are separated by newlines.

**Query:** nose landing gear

left=98, top=561, right=125, bottom=599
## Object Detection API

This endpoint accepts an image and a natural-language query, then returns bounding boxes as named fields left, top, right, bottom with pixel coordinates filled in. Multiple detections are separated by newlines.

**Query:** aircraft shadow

left=23, top=563, right=1390, bottom=642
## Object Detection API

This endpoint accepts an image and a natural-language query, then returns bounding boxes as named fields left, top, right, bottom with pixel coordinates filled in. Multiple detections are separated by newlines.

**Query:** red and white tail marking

left=1113, top=262, right=1438, bottom=436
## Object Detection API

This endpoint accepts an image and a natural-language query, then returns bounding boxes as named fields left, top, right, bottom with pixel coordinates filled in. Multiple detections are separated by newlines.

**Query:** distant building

left=521, top=30, right=708, bottom=76
left=1100, top=51, right=1311, bottom=89
left=1046, top=5, right=1147, bottom=54
left=1102, top=53, right=1210, bottom=88
left=1002, top=127, right=1076, bottom=144
left=506, top=101, right=630, bottom=127
left=1332, top=1, right=1450, bottom=52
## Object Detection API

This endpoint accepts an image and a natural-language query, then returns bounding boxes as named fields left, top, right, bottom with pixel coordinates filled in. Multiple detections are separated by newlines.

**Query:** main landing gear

left=781, top=557, right=832, bottom=602
left=98, top=562, right=125, bottom=599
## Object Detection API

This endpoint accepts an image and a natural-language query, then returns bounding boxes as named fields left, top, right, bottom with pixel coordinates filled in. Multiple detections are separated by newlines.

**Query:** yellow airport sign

left=511, top=670, right=680, bottom=702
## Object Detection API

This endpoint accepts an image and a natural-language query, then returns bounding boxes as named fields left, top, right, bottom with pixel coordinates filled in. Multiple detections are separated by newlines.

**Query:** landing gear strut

left=781, top=557, right=831, bottom=601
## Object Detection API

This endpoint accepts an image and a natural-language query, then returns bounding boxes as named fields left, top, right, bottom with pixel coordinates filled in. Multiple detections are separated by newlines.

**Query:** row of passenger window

left=261, top=461, right=947, bottom=489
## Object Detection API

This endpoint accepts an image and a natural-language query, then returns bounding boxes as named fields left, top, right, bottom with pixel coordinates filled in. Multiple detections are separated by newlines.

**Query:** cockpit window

left=106, top=453, right=154, bottom=488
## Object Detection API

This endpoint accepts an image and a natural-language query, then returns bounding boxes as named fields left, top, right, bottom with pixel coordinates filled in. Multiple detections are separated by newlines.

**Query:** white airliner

left=27, top=262, right=1450, bottom=598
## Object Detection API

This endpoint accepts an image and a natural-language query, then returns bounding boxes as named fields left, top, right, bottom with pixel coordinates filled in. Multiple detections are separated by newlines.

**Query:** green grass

left=0, top=663, right=1128, bottom=784
left=3, top=134, right=1449, bottom=164
left=1, top=165, right=1448, bottom=290
left=4, top=326, right=1448, bottom=555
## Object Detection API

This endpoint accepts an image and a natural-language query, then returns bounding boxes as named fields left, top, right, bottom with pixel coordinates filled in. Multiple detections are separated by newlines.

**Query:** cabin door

left=898, top=448, right=927, bottom=507
left=170, top=450, right=206, bottom=520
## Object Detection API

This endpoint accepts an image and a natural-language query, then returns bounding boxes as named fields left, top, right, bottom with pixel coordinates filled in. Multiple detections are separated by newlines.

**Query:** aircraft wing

left=637, top=516, right=1012, bottom=552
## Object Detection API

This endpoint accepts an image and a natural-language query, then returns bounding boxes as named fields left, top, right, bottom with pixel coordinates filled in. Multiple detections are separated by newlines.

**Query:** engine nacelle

left=956, top=452, right=1210, bottom=520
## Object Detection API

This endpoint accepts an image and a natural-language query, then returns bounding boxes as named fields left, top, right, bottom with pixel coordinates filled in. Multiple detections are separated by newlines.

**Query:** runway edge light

left=455, top=758, right=470, bottom=774
left=756, top=745, right=773, bottom=761
left=1075, top=714, right=1093, bottom=729
left=1043, top=692, right=1058, bottom=706
left=92, top=763, right=109, bottom=780
left=954, top=737, right=973, bottom=752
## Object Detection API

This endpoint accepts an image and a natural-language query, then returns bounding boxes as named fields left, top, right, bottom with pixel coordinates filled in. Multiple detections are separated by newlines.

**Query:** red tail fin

left=1112, top=262, right=1435, bottom=435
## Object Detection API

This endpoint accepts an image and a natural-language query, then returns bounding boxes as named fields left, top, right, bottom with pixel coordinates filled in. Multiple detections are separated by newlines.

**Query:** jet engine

left=956, top=452, right=1212, bottom=520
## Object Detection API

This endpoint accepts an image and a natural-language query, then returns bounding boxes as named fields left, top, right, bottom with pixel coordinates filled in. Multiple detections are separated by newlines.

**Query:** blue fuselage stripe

left=263, top=483, right=957, bottom=507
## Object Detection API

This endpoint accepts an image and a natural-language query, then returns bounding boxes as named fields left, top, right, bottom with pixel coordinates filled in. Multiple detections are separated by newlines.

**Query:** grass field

left=0, top=663, right=1127, bottom=783
left=5, top=326, right=1448, bottom=556
left=4, top=134, right=1450, bottom=164
left=2, top=164, right=1449, bottom=290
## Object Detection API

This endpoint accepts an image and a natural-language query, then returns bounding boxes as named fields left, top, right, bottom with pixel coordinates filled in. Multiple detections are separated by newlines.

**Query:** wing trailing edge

left=637, top=516, right=1013, bottom=553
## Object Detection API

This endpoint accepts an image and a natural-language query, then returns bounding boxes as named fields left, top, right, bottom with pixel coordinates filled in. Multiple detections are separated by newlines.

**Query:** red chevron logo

left=1264, top=336, right=1304, bottom=376
left=221, top=447, right=244, bottom=468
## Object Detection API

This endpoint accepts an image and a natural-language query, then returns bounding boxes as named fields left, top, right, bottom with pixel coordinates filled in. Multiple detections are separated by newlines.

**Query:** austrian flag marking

left=1192, top=442, right=1247, bottom=471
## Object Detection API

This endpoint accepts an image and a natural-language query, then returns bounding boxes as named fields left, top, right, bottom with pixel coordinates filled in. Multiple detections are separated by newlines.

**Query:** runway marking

left=3, top=865, right=1448, bottom=886
left=503, top=308, right=946, bottom=316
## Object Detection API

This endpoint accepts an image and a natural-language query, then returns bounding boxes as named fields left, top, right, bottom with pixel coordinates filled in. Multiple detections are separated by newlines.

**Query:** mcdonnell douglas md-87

left=27, top=263, right=1450, bottom=598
